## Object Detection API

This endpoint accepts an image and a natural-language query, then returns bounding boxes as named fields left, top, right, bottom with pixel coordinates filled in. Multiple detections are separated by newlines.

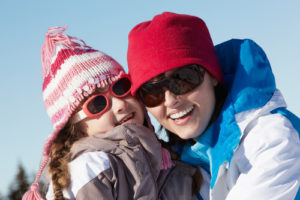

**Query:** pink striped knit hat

left=23, top=26, right=125, bottom=200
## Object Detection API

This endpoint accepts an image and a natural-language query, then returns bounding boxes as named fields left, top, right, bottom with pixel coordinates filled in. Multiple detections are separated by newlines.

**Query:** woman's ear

left=210, top=74, right=218, bottom=87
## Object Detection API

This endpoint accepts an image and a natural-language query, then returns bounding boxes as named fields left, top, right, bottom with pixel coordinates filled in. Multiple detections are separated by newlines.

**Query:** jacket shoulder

left=46, top=151, right=111, bottom=199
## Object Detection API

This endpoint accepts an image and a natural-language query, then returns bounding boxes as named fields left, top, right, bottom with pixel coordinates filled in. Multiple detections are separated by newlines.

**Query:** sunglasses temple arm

left=73, top=110, right=87, bottom=123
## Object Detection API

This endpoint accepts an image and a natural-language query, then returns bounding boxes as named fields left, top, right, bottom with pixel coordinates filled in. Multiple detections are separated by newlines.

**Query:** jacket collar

left=70, top=124, right=163, bottom=180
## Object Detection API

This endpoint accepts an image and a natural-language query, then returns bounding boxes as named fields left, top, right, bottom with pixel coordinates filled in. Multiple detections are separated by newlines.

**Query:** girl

left=127, top=12, right=300, bottom=200
left=23, top=26, right=198, bottom=200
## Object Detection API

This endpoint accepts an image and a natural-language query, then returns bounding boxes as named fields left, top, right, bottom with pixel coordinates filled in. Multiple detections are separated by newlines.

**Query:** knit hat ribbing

left=127, top=12, right=223, bottom=96
left=23, top=26, right=124, bottom=200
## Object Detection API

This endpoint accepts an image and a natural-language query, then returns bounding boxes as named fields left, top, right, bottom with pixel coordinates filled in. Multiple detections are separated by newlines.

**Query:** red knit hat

left=127, top=12, right=223, bottom=96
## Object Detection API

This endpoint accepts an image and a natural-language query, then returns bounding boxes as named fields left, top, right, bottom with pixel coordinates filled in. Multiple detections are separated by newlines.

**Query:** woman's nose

left=163, top=90, right=179, bottom=108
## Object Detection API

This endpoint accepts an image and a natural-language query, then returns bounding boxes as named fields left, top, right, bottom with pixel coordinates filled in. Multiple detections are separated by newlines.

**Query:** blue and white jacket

left=181, top=39, right=300, bottom=200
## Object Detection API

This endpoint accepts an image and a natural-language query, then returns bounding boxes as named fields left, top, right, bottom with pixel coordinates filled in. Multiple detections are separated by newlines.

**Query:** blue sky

left=0, top=0, right=299, bottom=195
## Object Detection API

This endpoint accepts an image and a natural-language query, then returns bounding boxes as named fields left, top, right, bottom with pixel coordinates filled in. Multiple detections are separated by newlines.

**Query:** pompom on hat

left=127, top=12, right=223, bottom=96
left=23, top=26, right=124, bottom=200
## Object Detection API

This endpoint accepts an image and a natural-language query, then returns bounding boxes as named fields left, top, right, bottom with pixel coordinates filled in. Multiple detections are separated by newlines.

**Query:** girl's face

left=145, top=67, right=217, bottom=139
left=76, top=85, right=145, bottom=136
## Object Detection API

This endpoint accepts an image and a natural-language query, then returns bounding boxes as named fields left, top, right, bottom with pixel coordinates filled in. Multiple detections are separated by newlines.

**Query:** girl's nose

left=111, top=96, right=128, bottom=114
left=164, top=90, right=179, bottom=108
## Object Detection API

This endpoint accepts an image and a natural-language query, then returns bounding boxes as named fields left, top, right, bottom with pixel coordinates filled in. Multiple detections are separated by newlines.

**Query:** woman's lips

left=169, top=106, right=194, bottom=126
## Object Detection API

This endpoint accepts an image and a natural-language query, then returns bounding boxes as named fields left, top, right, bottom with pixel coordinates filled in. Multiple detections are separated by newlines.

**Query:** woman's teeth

left=170, top=106, right=194, bottom=119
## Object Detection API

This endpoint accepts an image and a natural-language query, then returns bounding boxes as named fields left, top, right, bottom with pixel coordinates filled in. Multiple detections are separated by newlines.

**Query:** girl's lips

left=116, top=113, right=135, bottom=126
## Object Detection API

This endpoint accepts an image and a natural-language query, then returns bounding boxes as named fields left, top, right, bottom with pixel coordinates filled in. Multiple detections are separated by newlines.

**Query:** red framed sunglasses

left=74, top=74, right=131, bottom=123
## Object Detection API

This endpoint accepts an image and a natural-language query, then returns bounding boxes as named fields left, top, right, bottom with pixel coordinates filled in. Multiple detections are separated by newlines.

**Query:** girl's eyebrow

left=94, top=85, right=109, bottom=93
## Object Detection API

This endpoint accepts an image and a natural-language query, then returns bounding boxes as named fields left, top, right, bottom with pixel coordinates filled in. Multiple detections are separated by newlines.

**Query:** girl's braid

left=48, top=121, right=86, bottom=200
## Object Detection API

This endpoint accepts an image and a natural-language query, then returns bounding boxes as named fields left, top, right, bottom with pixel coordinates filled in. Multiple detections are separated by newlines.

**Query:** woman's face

left=146, top=68, right=217, bottom=139
left=76, top=86, right=145, bottom=136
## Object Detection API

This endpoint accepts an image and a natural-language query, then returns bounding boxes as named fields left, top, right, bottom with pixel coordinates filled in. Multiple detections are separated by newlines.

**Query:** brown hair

left=48, top=120, right=86, bottom=200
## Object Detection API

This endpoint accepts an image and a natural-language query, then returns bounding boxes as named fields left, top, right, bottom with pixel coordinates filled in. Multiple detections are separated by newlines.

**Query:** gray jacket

left=46, top=124, right=197, bottom=200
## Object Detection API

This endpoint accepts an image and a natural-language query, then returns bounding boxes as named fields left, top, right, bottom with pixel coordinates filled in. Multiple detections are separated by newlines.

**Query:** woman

left=127, top=12, right=300, bottom=200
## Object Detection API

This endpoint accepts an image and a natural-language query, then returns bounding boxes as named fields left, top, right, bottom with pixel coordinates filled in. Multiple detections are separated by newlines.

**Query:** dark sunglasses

left=137, top=64, right=205, bottom=107
left=74, top=74, right=132, bottom=123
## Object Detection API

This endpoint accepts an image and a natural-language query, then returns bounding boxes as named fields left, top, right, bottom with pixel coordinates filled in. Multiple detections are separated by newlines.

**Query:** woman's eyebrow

left=148, top=73, right=165, bottom=83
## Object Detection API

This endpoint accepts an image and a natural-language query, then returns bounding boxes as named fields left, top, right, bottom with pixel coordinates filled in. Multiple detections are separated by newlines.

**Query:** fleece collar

left=181, top=39, right=276, bottom=188
left=71, top=124, right=163, bottom=181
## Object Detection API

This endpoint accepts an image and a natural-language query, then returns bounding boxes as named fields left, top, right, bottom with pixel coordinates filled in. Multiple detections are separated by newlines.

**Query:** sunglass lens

left=87, top=95, right=107, bottom=114
left=113, top=77, right=131, bottom=96
left=170, top=66, right=204, bottom=94
left=138, top=86, right=164, bottom=107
